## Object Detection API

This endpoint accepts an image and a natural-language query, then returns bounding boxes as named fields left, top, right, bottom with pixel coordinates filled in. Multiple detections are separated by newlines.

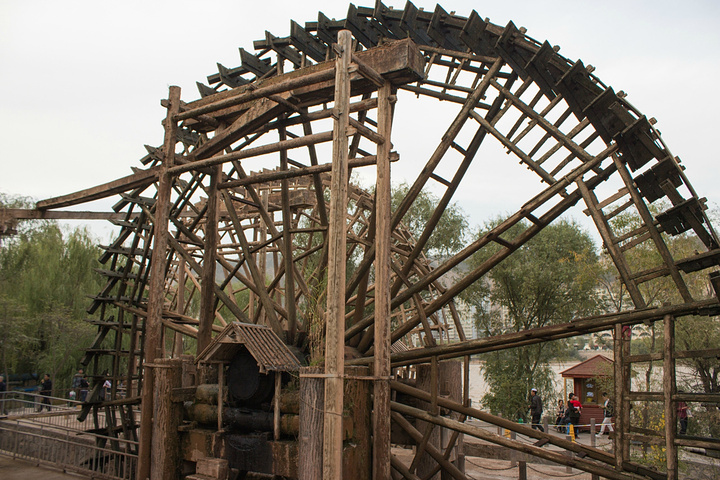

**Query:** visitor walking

left=555, top=399, right=565, bottom=432
left=38, top=374, right=52, bottom=412
left=599, top=392, right=614, bottom=435
left=677, top=395, right=689, bottom=435
left=0, top=375, right=7, bottom=415
left=70, top=368, right=84, bottom=401
left=528, top=388, right=544, bottom=432
left=79, top=375, right=89, bottom=402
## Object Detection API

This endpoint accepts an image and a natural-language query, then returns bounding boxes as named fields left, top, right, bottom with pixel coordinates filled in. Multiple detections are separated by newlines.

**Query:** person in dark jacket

left=0, top=375, right=7, bottom=415
left=528, top=388, right=544, bottom=432
left=38, top=374, right=52, bottom=412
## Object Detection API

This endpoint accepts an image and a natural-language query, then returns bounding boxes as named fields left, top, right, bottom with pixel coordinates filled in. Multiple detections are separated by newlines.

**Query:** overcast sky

left=2, top=0, right=718, bottom=242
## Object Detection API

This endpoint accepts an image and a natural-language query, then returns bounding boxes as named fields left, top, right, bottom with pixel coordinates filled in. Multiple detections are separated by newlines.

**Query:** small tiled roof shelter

left=196, top=322, right=301, bottom=373
left=196, top=322, right=301, bottom=437
left=561, top=354, right=613, bottom=431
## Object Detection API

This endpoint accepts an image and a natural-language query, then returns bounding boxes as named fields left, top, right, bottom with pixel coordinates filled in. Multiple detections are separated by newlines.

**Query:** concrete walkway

left=0, top=456, right=88, bottom=479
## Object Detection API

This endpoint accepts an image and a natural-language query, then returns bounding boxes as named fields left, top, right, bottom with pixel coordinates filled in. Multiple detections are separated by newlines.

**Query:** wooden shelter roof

left=560, top=354, right=613, bottom=379
left=196, top=322, right=301, bottom=373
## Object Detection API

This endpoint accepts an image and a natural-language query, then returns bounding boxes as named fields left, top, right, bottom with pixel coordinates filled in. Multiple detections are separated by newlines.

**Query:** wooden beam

left=168, top=131, right=334, bottom=175
left=2, top=209, right=133, bottom=221
left=219, top=153, right=397, bottom=189
left=279, top=119, right=297, bottom=343
left=197, top=166, right=220, bottom=354
left=346, top=298, right=719, bottom=366
left=36, top=167, right=159, bottom=210
left=389, top=380, right=663, bottom=480
left=220, top=192, right=283, bottom=336
left=322, top=30, right=351, bottom=480
left=663, top=315, right=678, bottom=480
left=373, top=81, right=393, bottom=480
left=391, top=402, right=651, bottom=480
left=138, top=85, right=181, bottom=480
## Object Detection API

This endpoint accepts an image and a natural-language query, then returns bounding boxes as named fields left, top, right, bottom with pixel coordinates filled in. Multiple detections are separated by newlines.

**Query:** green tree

left=0, top=214, right=102, bottom=391
left=391, top=183, right=469, bottom=257
left=463, top=218, right=601, bottom=419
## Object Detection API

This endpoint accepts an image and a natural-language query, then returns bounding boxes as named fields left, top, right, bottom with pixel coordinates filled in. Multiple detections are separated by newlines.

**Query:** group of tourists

left=552, top=392, right=585, bottom=435
left=527, top=388, right=583, bottom=434
left=70, top=368, right=90, bottom=402
left=0, top=368, right=90, bottom=414
left=533, top=388, right=693, bottom=438
left=550, top=391, right=614, bottom=436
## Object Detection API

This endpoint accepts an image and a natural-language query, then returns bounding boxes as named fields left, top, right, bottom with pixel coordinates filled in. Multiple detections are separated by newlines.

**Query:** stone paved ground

left=0, top=455, right=88, bottom=479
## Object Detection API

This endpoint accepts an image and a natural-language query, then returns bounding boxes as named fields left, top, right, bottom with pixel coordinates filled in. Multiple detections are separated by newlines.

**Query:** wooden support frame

left=138, top=85, right=181, bottom=480
left=7, top=7, right=720, bottom=480
left=373, top=79, right=393, bottom=479
left=322, top=29, right=352, bottom=480
left=663, top=315, right=678, bottom=480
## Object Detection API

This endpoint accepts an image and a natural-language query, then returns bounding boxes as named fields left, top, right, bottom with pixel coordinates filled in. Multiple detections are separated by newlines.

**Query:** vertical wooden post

left=138, top=85, right=180, bottom=480
left=174, top=259, right=186, bottom=357
left=279, top=121, right=297, bottom=344
left=300, top=366, right=324, bottom=480
left=274, top=372, right=282, bottom=440
left=217, top=363, right=224, bottom=432
left=323, top=29, right=351, bottom=480
left=149, top=358, right=182, bottom=480
left=198, top=165, right=221, bottom=356
left=373, top=79, right=393, bottom=480
left=518, top=459, right=527, bottom=480
left=590, top=419, right=596, bottom=447
left=509, top=431, right=517, bottom=467
left=663, top=314, right=678, bottom=480
left=613, top=323, right=626, bottom=470
left=565, top=434, right=573, bottom=474
left=415, top=362, right=441, bottom=480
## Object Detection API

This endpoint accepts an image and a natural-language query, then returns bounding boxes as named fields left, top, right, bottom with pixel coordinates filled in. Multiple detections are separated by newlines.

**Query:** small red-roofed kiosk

left=561, top=355, right=614, bottom=432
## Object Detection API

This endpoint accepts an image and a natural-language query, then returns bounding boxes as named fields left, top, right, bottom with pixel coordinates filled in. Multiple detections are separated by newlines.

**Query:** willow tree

left=0, top=204, right=103, bottom=390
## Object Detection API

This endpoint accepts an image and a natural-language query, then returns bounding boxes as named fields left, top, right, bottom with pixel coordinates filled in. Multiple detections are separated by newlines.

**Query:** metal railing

left=0, top=392, right=138, bottom=480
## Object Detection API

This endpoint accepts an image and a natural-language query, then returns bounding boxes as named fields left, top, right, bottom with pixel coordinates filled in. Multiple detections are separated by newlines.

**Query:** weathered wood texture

left=322, top=29, right=352, bottom=480
left=299, top=366, right=324, bottom=480
left=138, top=85, right=181, bottom=480
left=150, top=358, right=183, bottom=480
left=373, top=79, right=393, bottom=480
left=10, top=5, right=720, bottom=480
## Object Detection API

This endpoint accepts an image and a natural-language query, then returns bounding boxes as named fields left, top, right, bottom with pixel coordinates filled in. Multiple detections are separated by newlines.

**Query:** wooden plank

left=169, top=131, right=334, bottom=175
left=2, top=209, right=132, bottom=221
left=36, top=167, right=159, bottom=210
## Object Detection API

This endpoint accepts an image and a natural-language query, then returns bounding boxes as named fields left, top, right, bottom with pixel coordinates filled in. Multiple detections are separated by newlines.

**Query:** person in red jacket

left=567, top=393, right=582, bottom=436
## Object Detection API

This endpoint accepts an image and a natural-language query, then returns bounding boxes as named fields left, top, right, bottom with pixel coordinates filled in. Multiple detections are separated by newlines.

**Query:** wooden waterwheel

left=41, top=3, right=717, bottom=479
